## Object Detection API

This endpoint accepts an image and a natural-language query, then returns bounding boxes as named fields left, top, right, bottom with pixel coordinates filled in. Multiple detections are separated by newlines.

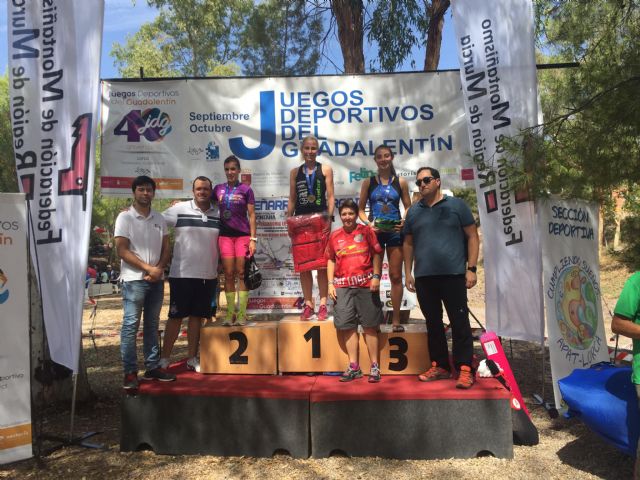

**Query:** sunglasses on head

left=415, top=176, right=437, bottom=186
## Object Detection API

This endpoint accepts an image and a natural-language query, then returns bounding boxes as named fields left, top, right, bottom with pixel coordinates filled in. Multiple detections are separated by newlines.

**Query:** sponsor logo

left=348, top=167, right=377, bottom=183
left=113, top=108, right=172, bottom=142
left=206, top=142, right=220, bottom=161
left=0, top=268, right=9, bottom=304
left=553, top=264, right=599, bottom=350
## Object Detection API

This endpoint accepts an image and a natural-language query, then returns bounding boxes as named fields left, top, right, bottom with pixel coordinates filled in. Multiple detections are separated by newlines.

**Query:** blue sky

left=2, top=0, right=460, bottom=78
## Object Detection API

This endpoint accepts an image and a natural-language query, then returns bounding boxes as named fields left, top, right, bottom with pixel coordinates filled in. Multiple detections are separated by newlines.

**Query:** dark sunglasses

left=415, top=176, right=437, bottom=186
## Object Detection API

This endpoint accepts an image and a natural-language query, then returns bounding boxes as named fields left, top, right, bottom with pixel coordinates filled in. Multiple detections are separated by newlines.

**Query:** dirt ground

left=0, top=257, right=636, bottom=479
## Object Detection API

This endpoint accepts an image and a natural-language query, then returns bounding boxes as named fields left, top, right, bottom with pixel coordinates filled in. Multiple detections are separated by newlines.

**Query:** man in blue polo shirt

left=403, top=167, right=479, bottom=389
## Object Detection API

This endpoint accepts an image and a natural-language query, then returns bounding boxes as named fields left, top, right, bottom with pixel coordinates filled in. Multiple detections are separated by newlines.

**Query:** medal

left=223, top=182, right=239, bottom=222
left=304, top=164, right=317, bottom=204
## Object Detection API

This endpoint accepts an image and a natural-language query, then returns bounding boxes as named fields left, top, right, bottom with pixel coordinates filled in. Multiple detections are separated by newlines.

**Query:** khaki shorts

left=333, top=287, right=383, bottom=330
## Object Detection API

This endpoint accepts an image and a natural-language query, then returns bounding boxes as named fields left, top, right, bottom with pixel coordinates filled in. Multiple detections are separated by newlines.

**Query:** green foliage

left=146, top=0, right=252, bottom=76
left=451, top=187, right=478, bottom=221
left=532, top=1, right=640, bottom=200
left=618, top=186, right=640, bottom=269
left=112, top=0, right=250, bottom=78
left=239, top=0, right=322, bottom=76
left=366, top=0, right=425, bottom=72
left=0, top=74, right=18, bottom=192
left=111, top=22, right=181, bottom=78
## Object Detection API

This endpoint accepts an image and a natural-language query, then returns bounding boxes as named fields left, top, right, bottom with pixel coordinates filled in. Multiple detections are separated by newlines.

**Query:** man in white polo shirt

left=159, top=176, right=220, bottom=373
left=115, top=176, right=174, bottom=390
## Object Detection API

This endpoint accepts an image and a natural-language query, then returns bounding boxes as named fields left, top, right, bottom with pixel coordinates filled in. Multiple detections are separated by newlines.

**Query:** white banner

left=100, top=72, right=474, bottom=198
left=539, top=198, right=609, bottom=408
left=0, top=194, right=32, bottom=464
left=452, top=0, right=544, bottom=342
left=8, top=0, right=104, bottom=371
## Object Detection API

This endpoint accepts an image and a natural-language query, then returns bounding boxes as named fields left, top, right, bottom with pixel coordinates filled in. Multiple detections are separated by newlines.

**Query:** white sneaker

left=158, top=358, right=170, bottom=369
left=186, top=357, right=200, bottom=373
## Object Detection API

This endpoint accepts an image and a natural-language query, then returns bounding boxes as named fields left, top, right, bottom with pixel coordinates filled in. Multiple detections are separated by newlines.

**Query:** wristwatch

left=467, top=266, right=477, bottom=273
left=372, top=273, right=381, bottom=279
left=250, top=237, right=257, bottom=242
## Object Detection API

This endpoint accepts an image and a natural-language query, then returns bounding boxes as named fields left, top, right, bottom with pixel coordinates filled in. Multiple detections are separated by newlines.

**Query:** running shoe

left=317, top=304, right=328, bottom=321
left=300, top=304, right=314, bottom=320
left=141, top=368, right=176, bottom=382
left=123, top=372, right=139, bottom=390
left=456, top=365, right=475, bottom=389
left=186, top=357, right=200, bottom=373
left=339, top=366, right=363, bottom=382
left=418, top=362, right=452, bottom=382
left=368, top=364, right=381, bottom=383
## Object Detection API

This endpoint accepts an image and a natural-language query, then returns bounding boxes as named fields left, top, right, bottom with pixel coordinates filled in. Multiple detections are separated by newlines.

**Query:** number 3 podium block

left=360, top=323, right=430, bottom=375
left=200, top=322, right=278, bottom=374
left=278, top=317, right=348, bottom=373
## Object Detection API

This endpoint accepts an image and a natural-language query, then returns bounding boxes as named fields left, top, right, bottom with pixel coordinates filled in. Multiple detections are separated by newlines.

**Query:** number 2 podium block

left=278, top=317, right=348, bottom=373
left=359, top=324, right=430, bottom=375
left=200, top=322, right=277, bottom=374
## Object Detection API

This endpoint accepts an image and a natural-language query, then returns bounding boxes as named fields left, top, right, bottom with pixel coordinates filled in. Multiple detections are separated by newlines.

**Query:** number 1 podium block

left=200, top=322, right=277, bottom=374
left=278, top=317, right=348, bottom=373
left=359, top=324, right=430, bottom=375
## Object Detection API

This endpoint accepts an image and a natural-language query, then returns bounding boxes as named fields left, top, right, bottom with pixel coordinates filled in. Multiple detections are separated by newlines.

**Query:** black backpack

left=244, top=256, right=262, bottom=290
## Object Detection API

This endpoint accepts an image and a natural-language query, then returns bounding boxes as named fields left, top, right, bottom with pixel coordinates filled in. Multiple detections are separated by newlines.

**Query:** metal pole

left=69, top=373, right=78, bottom=442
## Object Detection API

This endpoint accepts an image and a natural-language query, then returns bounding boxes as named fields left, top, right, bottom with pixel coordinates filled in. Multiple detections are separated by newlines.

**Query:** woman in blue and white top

left=358, top=145, right=411, bottom=332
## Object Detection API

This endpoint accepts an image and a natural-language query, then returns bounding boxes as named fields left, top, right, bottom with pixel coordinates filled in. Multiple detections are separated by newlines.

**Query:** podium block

left=278, top=317, right=348, bottom=373
left=200, top=322, right=277, bottom=374
left=359, top=323, right=430, bottom=375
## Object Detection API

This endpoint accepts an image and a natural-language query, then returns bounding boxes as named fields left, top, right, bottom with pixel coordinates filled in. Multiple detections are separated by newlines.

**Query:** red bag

left=287, top=213, right=330, bottom=273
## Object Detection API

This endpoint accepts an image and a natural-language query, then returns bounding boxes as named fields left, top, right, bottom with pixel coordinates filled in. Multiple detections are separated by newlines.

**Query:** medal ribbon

left=377, top=175, right=394, bottom=209
left=305, top=164, right=317, bottom=198
left=224, top=182, right=239, bottom=215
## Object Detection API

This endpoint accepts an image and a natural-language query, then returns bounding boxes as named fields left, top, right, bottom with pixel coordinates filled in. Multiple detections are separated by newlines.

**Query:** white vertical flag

left=0, top=194, right=32, bottom=464
left=539, top=198, right=610, bottom=408
left=7, top=0, right=104, bottom=371
left=452, top=0, right=544, bottom=342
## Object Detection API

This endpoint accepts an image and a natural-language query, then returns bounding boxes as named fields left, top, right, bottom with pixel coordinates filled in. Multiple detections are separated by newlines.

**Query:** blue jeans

left=120, top=280, right=164, bottom=374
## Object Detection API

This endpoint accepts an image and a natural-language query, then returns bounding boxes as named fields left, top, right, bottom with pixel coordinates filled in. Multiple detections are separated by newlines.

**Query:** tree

left=529, top=1, right=640, bottom=199
left=111, top=22, right=181, bottom=78
left=239, top=0, right=322, bottom=76
left=423, top=0, right=450, bottom=70
left=330, top=0, right=365, bottom=73
left=509, top=1, right=640, bottom=260
left=145, top=0, right=252, bottom=76
left=325, top=0, right=451, bottom=74
left=0, top=74, right=18, bottom=192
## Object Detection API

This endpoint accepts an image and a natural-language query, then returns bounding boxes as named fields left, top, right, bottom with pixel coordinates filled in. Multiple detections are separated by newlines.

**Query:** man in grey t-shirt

left=403, top=167, right=479, bottom=389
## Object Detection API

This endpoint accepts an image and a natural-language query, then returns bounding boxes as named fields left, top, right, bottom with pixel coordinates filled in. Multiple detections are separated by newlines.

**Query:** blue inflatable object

left=558, top=362, right=639, bottom=457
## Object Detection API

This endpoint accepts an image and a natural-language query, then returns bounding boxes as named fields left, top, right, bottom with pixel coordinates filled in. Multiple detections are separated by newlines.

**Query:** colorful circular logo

left=0, top=268, right=9, bottom=304
left=554, top=265, right=599, bottom=349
